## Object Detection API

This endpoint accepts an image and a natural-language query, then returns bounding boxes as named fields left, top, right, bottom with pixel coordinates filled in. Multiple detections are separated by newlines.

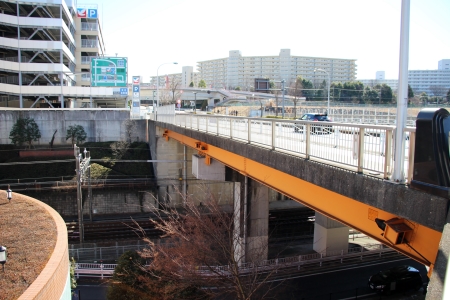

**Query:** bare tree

left=138, top=189, right=282, bottom=300
left=273, top=90, right=280, bottom=117
left=160, top=75, right=182, bottom=106
left=110, top=141, right=130, bottom=161
left=429, top=85, right=446, bottom=98
left=123, top=119, right=137, bottom=142
left=289, top=76, right=303, bottom=119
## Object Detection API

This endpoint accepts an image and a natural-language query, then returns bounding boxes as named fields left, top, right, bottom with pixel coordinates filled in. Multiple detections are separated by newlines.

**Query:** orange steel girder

left=163, top=129, right=441, bottom=270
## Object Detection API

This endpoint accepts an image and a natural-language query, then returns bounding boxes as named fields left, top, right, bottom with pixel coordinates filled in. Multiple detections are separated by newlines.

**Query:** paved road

left=72, top=279, right=108, bottom=300
left=71, top=235, right=428, bottom=300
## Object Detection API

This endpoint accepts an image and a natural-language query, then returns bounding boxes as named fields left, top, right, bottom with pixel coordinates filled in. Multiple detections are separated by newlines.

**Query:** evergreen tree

left=9, top=117, right=41, bottom=149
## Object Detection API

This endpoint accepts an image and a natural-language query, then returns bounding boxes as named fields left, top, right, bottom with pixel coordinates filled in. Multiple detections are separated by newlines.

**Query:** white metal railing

left=81, top=56, right=92, bottom=65
left=81, top=22, right=98, bottom=31
left=74, top=243, right=394, bottom=278
left=157, top=112, right=416, bottom=182
left=75, top=263, right=116, bottom=279
left=81, top=39, right=98, bottom=48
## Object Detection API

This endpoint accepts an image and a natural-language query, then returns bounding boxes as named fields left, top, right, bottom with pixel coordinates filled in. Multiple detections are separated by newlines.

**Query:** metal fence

left=70, top=242, right=148, bottom=263
left=74, top=242, right=394, bottom=278
left=158, top=112, right=415, bottom=182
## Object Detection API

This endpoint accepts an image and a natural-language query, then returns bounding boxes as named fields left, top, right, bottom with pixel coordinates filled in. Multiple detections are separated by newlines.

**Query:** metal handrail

left=158, top=113, right=415, bottom=182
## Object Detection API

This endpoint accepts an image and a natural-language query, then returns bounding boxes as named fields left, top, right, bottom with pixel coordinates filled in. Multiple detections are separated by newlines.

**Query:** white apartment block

left=150, top=66, right=200, bottom=89
left=197, top=49, right=357, bottom=90
left=360, top=60, right=450, bottom=96
left=0, top=0, right=126, bottom=108
left=359, top=78, right=399, bottom=92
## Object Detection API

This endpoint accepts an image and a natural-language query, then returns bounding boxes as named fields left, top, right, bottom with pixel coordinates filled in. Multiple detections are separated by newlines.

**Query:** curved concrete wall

left=17, top=194, right=69, bottom=300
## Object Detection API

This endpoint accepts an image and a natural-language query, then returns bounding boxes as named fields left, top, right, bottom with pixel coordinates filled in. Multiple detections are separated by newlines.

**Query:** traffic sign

left=91, top=57, right=128, bottom=87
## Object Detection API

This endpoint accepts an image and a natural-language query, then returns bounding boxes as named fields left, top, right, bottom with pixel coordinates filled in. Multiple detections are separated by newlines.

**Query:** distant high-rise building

left=197, top=49, right=357, bottom=90
left=359, top=60, right=450, bottom=96
left=438, top=59, right=450, bottom=70
left=376, top=71, right=385, bottom=80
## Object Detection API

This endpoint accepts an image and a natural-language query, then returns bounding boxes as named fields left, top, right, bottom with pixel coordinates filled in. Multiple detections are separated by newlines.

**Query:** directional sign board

left=91, top=57, right=128, bottom=87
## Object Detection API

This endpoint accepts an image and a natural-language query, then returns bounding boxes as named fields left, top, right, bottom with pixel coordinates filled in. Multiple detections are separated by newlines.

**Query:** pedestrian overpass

left=149, top=107, right=450, bottom=295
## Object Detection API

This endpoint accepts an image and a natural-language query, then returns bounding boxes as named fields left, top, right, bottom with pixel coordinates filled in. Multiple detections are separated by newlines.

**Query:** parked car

left=294, top=113, right=333, bottom=134
left=368, top=265, right=423, bottom=294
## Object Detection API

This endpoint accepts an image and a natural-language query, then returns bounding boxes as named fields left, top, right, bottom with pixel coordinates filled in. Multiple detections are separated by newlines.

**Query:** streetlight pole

left=314, top=68, right=330, bottom=115
left=156, top=62, right=178, bottom=120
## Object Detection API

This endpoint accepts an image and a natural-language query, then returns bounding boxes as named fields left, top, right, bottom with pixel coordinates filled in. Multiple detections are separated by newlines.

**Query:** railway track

left=67, top=207, right=316, bottom=243
left=67, top=218, right=163, bottom=242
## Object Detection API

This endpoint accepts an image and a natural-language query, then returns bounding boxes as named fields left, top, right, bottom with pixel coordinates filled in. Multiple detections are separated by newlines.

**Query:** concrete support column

left=246, top=178, right=269, bottom=262
left=233, top=182, right=245, bottom=266
left=427, top=222, right=450, bottom=299
left=313, top=212, right=349, bottom=255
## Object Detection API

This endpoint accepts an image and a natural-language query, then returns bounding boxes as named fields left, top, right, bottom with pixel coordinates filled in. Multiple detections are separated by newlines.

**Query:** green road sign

left=91, top=57, right=128, bottom=87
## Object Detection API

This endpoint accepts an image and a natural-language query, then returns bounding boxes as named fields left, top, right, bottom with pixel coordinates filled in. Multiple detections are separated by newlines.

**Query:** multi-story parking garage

left=0, top=0, right=127, bottom=109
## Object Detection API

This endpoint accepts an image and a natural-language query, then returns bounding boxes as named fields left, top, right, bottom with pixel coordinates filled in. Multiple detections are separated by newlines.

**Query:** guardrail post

left=247, top=119, right=251, bottom=143
left=384, top=129, right=393, bottom=179
left=76, top=263, right=79, bottom=279
left=305, top=124, right=311, bottom=159
left=101, top=263, right=104, bottom=279
left=205, top=116, right=208, bottom=133
left=217, top=118, right=220, bottom=136
left=230, top=118, right=233, bottom=139
left=357, top=128, right=365, bottom=173
left=271, top=121, right=276, bottom=150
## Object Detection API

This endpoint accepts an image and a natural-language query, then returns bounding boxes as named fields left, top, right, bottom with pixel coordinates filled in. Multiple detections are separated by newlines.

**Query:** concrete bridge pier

left=226, top=170, right=269, bottom=264
left=246, top=178, right=269, bottom=262
left=313, top=212, right=349, bottom=255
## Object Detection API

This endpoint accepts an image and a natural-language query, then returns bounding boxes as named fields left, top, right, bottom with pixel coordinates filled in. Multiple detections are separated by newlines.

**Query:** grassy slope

left=0, top=142, right=153, bottom=182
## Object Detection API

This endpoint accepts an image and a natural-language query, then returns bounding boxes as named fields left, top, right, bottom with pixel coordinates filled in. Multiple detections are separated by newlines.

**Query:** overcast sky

left=78, top=0, right=450, bottom=82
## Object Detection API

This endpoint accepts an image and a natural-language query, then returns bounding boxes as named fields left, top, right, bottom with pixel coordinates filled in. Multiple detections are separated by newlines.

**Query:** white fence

left=158, top=112, right=415, bottom=182
left=74, top=243, right=395, bottom=278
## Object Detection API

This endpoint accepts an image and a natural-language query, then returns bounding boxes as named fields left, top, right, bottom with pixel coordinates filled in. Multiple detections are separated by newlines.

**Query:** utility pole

left=74, top=144, right=91, bottom=243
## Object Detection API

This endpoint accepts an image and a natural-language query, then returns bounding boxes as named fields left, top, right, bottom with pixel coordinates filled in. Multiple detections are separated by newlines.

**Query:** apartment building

left=150, top=66, right=200, bottom=89
left=197, top=49, right=357, bottom=90
left=360, top=59, right=450, bottom=96
left=0, top=0, right=125, bottom=108
left=409, top=59, right=450, bottom=96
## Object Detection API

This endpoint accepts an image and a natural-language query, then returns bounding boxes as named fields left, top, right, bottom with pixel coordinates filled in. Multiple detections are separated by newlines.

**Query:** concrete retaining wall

left=0, top=109, right=146, bottom=145
left=21, top=188, right=158, bottom=217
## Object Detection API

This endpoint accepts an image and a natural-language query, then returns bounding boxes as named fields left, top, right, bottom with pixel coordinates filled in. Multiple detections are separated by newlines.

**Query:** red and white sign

left=77, top=8, right=87, bottom=18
